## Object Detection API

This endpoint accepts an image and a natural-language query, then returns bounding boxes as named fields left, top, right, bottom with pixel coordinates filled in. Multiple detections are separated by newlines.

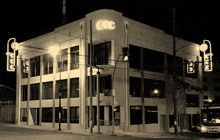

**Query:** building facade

left=16, top=9, right=203, bottom=133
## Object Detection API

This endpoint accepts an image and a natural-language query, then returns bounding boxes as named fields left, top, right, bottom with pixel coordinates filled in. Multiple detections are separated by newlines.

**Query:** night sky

left=1, top=0, right=220, bottom=89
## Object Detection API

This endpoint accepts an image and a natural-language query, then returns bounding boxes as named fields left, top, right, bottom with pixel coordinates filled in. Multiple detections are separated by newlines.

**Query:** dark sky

left=1, top=0, right=220, bottom=89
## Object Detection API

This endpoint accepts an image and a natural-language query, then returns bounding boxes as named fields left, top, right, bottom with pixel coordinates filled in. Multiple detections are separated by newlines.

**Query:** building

left=0, top=85, right=16, bottom=123
left=203, top=57, right=220, bottom=105
left=15, top=9, right=204, bottom=133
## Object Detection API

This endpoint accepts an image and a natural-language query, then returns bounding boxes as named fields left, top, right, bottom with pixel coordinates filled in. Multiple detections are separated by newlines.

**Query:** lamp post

left=51, top=41, right=62, bottom=130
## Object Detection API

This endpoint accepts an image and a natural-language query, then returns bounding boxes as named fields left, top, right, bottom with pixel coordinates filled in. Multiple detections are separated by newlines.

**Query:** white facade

left=15, top=9, right=203, bottom=133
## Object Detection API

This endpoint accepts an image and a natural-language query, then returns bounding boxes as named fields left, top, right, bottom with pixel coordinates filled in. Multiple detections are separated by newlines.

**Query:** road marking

left=0, top=131, right=19, bottom=134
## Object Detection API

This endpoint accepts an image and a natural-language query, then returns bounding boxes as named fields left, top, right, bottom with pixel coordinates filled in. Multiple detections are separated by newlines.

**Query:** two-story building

left=15, top=9, right=203, bottom=133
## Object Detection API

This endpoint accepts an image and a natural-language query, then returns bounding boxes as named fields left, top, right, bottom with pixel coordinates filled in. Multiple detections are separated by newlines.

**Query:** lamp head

left=200, top=43, right=208, bottom=52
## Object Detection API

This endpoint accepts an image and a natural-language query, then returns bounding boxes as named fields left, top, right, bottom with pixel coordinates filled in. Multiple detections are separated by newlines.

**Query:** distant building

left=0, top=84, right=16, bottom=123
left=15, top=9, right=203, bottom=133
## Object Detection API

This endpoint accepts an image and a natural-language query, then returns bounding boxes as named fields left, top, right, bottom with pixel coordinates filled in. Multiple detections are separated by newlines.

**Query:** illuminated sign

left=96, top=20, right=115, bottom=31
left=204, top=54, right=213, bottom=72
left=187, top=60, right=195, bottom=73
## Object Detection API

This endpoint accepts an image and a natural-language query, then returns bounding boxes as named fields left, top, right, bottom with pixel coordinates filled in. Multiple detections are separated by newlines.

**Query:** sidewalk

left=1, top=123, right=190, bottom=139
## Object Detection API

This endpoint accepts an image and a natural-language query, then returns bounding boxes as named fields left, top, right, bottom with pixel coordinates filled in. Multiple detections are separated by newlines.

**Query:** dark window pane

left=42, top=82, right=53, bottom=99
left=143, top=48, right=164, bottom=73
left=70, top=78, right=79, bottom=98
left=129, top=44, right=141, bottom=70
left=130, top=106, right=142, bottom=125
left=186, top=94, right=199, bottom=107
left=42, top=108, right=52, bottom=122
left=145, top=106, right=158, bottom=124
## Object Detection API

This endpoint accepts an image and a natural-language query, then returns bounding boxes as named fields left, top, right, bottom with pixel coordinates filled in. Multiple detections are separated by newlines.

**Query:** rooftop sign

left=96, top=20, right=115, bottom=31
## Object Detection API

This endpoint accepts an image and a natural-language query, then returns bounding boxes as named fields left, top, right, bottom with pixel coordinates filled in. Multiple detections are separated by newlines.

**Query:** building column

left=39, top=55, right=43, bottom=126
left=67, top=43, right=71, bottom=130
left=27, top=59, right=30, bottom=125
left=104, top=106, right=109, bottom=125
left=52, top=54, right=56, bottom=128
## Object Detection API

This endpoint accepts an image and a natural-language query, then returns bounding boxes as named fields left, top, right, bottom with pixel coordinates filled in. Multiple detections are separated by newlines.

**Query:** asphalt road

left=0, top=124, right=220, bottom=140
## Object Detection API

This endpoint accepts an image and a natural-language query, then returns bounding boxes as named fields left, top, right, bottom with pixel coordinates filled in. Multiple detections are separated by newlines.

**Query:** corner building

left=16, top=9, right=204, bottom=133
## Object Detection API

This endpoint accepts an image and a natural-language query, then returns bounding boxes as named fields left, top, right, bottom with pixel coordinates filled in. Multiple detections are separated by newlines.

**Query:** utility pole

left=173, top=6, right=178, bottom=136
left=141, top=47, right=145, bottom=132
left=89, top=20, right=93, bottom=134
left=62, top=0, right=66, bottom=25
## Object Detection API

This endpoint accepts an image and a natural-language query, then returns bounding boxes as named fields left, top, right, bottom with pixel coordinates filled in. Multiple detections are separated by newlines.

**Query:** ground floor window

left=130, top=106, right=158, bottom=125
left=42, top=108, right=52, bottom=122
left=20, top=108, right=27, bottom=122
left=70, top=107, right=79, bottom=123
left=145, top=106, right=158, bottom=124
left=130, top=106, right=142, bottom=125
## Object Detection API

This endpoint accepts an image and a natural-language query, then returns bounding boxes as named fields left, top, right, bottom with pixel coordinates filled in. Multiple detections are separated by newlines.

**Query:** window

left=20, top=108, right=27, bottom=122
left=214, top=87, right=220, bottom=92
left=130, top=77, right=165, bottom=98
left=130, top=77, right=141, bottom=97
left=129, top=44, right=141, bottom=70
left=186, top=94, right=199, bottom=107
left=42, top=82, right=53, bottom=99
left=57, top=48, right=68, bottom=72
left=89, top=42, right=111, bottom=65
left=30, top=56, right=40, bottom=77
left=100, top=76, right=112, bottom=96
left=55, top=107, right=67, bottom=123
left=22, top=59, right=28, bottom=78
left=143, top=48, right=164, bottom=73
left=43, top=54, right=53, bottom=74
left=21, top=85, right=27, bottom=101
left=144, top=79, right=165, bottom=98
left=130, top=106, right=142, bottom=125
left=70, top=46, right=79, bottom=70
left=70, top=78, right=79, bottom=98
left=55, top=80, right=67, bottom=99
left=42, top=108, right=53, bottom=122
left=70, top=107, right=79, bottom=123
left=30, top=84, right=39, bottom=100
left=145, top=106, right=158, bottom=124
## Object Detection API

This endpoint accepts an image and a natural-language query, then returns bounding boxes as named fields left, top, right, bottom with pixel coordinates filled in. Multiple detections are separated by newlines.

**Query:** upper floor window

left=30, top=56, right=40, bottom=77
left=70, top=46, right=79, bottom=70
left=55, top=80, right=67, bottom=98
left=22, top=59, right=28, bottom=78
left=88, top=42, right=111, bottom=66
left=30, top=83, right=39, bottom=100
left=56, top=48, right=68, bottom=72
left=43, top=54, right=53, bottom=74
left=70, top=78, right=79, bottom=98
left=130, top=77, right=165, bottom=98
left=143, top=48, right=164, bottom=73
left=21, top=85, right=27, bottom=101
left=129, top=44, right=141, bottom=70
left=42, top=81, right=53, bottom=99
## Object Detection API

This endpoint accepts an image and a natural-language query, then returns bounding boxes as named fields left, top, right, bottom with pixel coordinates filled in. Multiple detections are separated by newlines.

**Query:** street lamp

left=50, top=41, right=62, bottom=130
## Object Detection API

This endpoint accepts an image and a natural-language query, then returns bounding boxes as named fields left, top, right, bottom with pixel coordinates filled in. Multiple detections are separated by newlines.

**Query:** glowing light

left=96, top=20, right=115, bottom=31
left=49, top=46, right=60, bottom=57
left=200, top=43, right=208, bottom=52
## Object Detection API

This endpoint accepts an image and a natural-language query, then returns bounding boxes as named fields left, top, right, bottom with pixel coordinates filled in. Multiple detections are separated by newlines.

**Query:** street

left=0, top=124, right=220, bottom=140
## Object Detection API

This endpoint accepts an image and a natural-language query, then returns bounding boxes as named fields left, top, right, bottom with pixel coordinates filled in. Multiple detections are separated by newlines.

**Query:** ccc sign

left=96, top=20, right=115, bottom=31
